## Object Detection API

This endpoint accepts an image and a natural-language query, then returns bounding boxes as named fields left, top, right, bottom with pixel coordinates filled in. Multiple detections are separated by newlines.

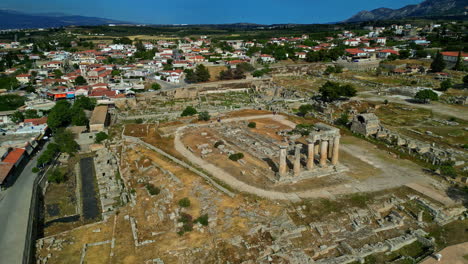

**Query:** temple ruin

left=277, top=123, right=346, bottom=181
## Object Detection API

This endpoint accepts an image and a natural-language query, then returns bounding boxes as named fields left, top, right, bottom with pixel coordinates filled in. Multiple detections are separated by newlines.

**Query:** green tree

left=11, top=111, right=25, bottom=123
left=319, top=81, right=356, bottom=102
left=24, top=109, right=39, bottom=119
left=335, top=113, right=349, bottom=127
left=452, top=51, right=466, bottom=71
left=74, top=96, right=96, bottom=110
left=47, top=100, right=72, bottom=131
left=113, top=37, right=132, bottom=45
left=247, top=122, right=256, bottom=128
left=415, top=49, right=428, bottom=58
left=181, top=106, right=197, bottom=117
left=53, top=69, right=63, bottom=78
left=229, top=153, right=244, bottom=161
left=398, top=50, right=411, bottom=59
left=430, top=52, right=446, bottom=73
left=54, top=128, right=79, bottom=154
left=440, top=165, right=456, bottom=177
left=198, top=111, right=210, bottom=121
left=95, top=131, right=109, bottom=143
left=439, top=79, right=452, bottom=91
left=151, top=83, right=161, bottom=90
left=0, top=94, right=25, bottom=111
left=0, top=75, right=20, bottom=90
left=178, top=197, right=191, bottom=207
left=75, top=76, right=87, bottom=85
left=48, top=168, right=66, bottom=184
left=298, top=104, right=314, bottom=115
left=71, top=108, right=88, bottom=126
left=111, top=69, right=121, bottom=76
left=194, top=64, right=210, bottom=82
left=414, top=89, right=438, bottom=103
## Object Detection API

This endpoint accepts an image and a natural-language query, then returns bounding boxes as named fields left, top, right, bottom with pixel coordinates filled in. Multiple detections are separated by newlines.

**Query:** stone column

left=315, top=143, right=320, bottom=155
left=319, top=140, right=328, bottom=167
left=327, top=139, right=333, bottom=159
left=331, top=136, right=340, bottom=165
left=307, top=142, right=315, bottom=170
left=279, top=146, right=288, bottom=177
left=293, top=144, right=302, bottom=176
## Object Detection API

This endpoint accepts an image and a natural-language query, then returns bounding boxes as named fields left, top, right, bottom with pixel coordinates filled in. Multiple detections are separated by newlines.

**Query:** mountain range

left=345, top=0, right=467, bottom=22
left=0, top=9, right=127, bottom=30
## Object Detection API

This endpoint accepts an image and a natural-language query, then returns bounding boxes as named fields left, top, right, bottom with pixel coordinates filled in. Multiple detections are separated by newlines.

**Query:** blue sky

left=1, top=0, right=423, bottom=24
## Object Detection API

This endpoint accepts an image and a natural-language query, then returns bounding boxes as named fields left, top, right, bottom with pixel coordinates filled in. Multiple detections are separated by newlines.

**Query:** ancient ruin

left=277, top=123, right=346, bottom=182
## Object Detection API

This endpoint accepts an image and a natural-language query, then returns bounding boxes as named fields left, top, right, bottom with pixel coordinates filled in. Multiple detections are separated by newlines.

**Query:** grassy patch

left=428, top=219, right=468, bottom=250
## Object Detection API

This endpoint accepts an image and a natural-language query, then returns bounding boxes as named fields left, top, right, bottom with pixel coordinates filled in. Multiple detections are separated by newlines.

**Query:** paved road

left=0, top=142, right=48, bottom=264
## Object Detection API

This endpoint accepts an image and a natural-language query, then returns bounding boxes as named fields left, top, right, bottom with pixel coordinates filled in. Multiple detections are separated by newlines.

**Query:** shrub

left=335, top=113, right=349, bottom=127
left=178, top=213, right=193, bottom=232
left=439, top=79, right=452, bottom=91
left=198, top=111, right=210, bottom=121
left=229, top=153, right=244, bottom=161
left=145, top=183, right=160, bottom=195
left=298, top=104, right=314, bottom=115
left=181, top=106, right=197, bottom=117
left=32, top=167, right=40, bottom=173
left=95, top=131, right=109, bottom=143
left=247, top=122, right=256, bottom=128
left=194, top=214, right=209, bottom=226
left=440, top=165, right=456, bottom=178
left=178, top=197, right=191, bottom=207
left=151, top=83, right=161, bottom=90
left=135, top=118, right=143, bottom=124
left=214, top=140, right=224, bottom=148
left=48, top=168, right=66, bottom=184
left=178, top=212, right=192, bottom=223
left=414, top=89, right=438, bottom=103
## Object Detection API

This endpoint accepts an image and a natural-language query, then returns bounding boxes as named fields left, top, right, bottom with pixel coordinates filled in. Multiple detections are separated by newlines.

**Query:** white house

left=16, top=74, right=31, bottom=84
left=260, top=54, right=275, bottom=63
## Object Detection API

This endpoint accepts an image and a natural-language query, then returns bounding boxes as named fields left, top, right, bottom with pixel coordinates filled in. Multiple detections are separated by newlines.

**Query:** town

left=0, top=15, right=467, bottom=264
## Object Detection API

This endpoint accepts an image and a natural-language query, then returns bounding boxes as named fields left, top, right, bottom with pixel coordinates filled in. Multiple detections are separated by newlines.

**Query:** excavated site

left=35, top=109, right=468, bottom=264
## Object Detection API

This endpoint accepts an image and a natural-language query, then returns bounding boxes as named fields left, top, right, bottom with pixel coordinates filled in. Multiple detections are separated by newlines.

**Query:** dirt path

left=420, top=242, right=468, bottom=264
left=405, top=182, right=457, bottom=207
left=356, top=93, right=468, bottom=121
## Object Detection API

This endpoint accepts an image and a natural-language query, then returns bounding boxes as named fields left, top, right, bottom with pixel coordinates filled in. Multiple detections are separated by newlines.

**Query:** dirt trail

left=356, top=94, right=468, bottom=121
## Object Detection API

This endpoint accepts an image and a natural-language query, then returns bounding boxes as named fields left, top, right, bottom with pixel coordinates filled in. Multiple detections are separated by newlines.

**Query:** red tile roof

left=24, top=116, right=48, bottom=126
left=0, top=163, right=14, bottom=185
left=441, top=51, right=467, bottom=57
left=3, top=148, right=26, bottom=164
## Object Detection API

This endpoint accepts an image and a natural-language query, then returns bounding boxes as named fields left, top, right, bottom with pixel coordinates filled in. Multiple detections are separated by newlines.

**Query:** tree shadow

left=445, top=186, right=468, bottom=209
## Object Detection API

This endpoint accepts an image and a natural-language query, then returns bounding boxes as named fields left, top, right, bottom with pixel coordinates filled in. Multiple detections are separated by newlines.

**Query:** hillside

left=345, top=0, right=467, bottom=22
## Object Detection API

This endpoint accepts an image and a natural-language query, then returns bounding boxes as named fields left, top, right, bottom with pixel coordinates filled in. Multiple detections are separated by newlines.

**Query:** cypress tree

left=430, top=51, right=446, bottom=73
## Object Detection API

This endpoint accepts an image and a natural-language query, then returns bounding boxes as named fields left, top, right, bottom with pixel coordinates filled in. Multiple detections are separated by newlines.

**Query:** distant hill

left=344, top=0, right=468, bottom=22
left=0, top=9, right=129, bottom=30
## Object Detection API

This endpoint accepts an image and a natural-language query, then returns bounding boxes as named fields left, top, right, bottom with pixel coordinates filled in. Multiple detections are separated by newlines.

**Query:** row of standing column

left=279, top=137, right=340, bottom=177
